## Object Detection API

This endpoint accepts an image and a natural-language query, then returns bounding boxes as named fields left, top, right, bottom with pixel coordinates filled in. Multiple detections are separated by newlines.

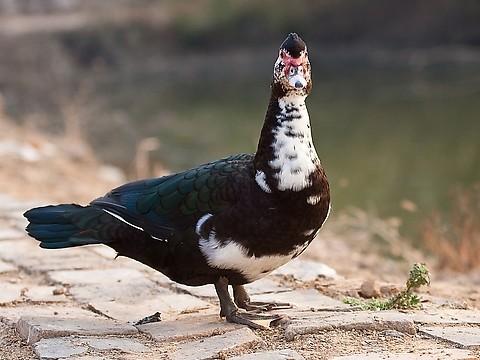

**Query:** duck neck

left=254, top=92, right=320, bottom=193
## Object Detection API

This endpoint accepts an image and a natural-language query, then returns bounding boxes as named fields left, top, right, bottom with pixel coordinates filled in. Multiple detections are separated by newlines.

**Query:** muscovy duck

left=24, top=33, right=330, bottom=329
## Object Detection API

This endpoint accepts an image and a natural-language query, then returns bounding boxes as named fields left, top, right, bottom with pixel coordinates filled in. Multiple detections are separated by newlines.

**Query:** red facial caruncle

left=281, top=50, right=308, bottom=77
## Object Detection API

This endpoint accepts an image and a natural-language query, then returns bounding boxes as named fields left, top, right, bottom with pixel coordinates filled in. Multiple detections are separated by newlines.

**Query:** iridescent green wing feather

left=92, top=154, right=254, bottom=239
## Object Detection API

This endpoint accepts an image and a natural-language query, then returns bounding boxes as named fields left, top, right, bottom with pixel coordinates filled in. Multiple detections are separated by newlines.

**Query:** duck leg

left=214, top=277, right=279, bottom=330
left=233, top=285, right=292, bottom=312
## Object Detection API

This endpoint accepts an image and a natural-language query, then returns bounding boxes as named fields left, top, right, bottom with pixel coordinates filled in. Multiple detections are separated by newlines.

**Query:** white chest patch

left=269, top=95, right=319, bottom=191
left=199, top=228, right=302, bottom=282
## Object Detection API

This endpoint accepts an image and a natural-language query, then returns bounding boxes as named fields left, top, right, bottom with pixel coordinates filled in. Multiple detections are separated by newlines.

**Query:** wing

left=91, top=154, right=254, bottom=241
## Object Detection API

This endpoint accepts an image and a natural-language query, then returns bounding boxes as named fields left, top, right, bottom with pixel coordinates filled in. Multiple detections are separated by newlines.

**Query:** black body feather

left=24, top=33, right=330, bottom=289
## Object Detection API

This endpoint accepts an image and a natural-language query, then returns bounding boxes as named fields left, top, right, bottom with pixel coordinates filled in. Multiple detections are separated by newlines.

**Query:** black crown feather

left=280, top=33, right=306, bottom=58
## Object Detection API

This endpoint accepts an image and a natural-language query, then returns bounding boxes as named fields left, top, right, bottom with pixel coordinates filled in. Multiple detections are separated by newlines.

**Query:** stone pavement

left=0, top=193, right=479, bottom=359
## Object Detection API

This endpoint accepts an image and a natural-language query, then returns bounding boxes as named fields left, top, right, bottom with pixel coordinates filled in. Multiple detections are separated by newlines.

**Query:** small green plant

left=344, top=263, right=430, bottom=310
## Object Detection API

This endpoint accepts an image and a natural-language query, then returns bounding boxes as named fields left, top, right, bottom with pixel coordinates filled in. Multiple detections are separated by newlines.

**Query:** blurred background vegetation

left=1, top=0, right=479, bottom=272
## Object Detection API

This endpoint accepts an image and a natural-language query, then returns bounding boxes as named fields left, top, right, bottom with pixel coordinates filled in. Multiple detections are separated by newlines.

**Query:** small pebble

left=359, top=279, right=380, bottom=298
left=52, top=287, right=65, bottom=295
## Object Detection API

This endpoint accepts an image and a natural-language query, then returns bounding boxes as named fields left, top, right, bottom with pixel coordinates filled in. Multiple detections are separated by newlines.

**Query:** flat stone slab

left=33, top=336, right=148, bottom=360
left=172, top=327, right=263, bottom=360
left=0, top=240, right=110, bottom=271
left=0, top=259, right=16, bottom=273
left=138, top=314, right=242, bottom=342
left=410, top=310, right=480, bottom=325
left=253, top=289, right=347, bottom=310
left=48, top=268, right=156, bottom=300
left=0, top=283, right=23, bottom=304
left=87, top=245, right=118, bottom=259
left=34, top=337, right=87, bottom=360
left=86, top=246, right=175, bottom=285
left=0, top=305, right=99, bottom=325
left=51, top=267, right=218, bottom=321
left=332, top=348, right=474, bottom=359
left=284, top=311, right=416, bottom=341
left=0, top=228, right=24, bottom=240
left=230, top=349, right=305, bottom=359
left=175, top=283, right=218, bottom=298
left=17, top=315, right=138, bottom=344
left=89, top=294, right=212, bottom=322
left=49, top=268, right=213, bottom=321
left=420, top=326, right=480, bottom=348
left=272, top=258, right=337, bottom=281
left=0, top=306, right=86, bottom=327
left=82, top=337, right=148, bottom=353
left=24, top=286, right=69, bottom=303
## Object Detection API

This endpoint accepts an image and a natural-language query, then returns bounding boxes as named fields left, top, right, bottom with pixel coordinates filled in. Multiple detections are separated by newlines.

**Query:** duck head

left=272, top=33, right=312, bottom=97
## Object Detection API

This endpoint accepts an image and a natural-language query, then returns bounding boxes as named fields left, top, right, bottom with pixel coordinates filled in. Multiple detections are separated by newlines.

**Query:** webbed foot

left=225, top=309, right=281, bottom=330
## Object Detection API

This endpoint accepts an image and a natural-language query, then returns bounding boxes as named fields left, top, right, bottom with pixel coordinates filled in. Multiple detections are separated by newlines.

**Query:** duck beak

left=282, top=50, right=308, bottom=90
left=288, top=67, right=307, bottom=89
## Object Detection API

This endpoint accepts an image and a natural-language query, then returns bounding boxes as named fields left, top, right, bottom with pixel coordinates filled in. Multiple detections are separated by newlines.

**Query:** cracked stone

left=0, top=305, right=103, bottom=326
left=332, top=348, right=474, bottom=359
left=272, top=258, right=337, bottom=281
left=253, top=289, right=347, bottom=310
left=83, top=337, right=148, bottom=353
left=172, top=327, right=263, bottom=360
left=49, top=268, right=212, bottom=321
left=34, top=337, right=87, bottom=360
left=137, top=314, right=242, bottom=342
left=88, top=292, right=212, bottom=322
left=230, top=349, right=305, bottom=359
left=420, top=326, right=480, bottom=348
left=284, top=311, right=416, bottom=341
left=410, top=310, right=480, bottom=325
left=16, top=315, right=138, bottom=344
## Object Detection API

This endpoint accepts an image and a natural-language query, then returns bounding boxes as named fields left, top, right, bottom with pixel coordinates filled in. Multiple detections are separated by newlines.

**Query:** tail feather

left=24, top=204, right=107, bottom=249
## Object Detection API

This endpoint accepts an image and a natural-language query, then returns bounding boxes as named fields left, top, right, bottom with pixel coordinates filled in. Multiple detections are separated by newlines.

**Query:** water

left=94, top=51, right=480, bottom=238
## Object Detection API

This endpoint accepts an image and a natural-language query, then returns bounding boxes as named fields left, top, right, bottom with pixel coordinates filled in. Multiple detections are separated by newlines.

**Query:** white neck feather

left=268, top=95, right=319, bottom=191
